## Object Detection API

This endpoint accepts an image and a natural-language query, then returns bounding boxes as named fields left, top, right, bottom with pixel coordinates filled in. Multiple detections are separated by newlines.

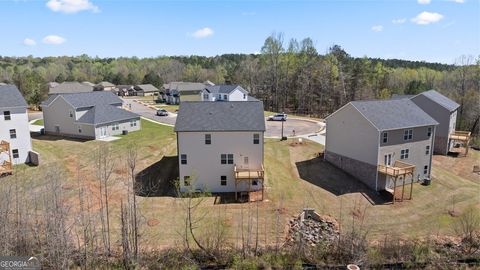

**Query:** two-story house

left=174, top=101, right=266, bottom=201
left=201, top=84, right=249, bottom=102
left=164, top=82, right=208, bottom=104
left=410, top=90, right=466, bottom=155
left=325, top=99, right=438, bottom=201
left=41, top=91, right=141, bottom=140
left=0, top=85, right=33, bottom=167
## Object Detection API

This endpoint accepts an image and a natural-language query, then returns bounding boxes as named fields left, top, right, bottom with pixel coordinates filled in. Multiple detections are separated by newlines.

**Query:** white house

left=201, top=84, right=249, bottom=102
left=41, top=91, right=141, bottom=140
left=0, top=85, right=33, bottom=166
left=174, top=101, right=266, bottom=201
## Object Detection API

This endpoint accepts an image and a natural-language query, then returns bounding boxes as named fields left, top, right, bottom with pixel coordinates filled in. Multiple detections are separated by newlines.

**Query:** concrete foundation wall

left=325, top=151, right=378, bottom=190
left=434, top=135, right=449, bottom=155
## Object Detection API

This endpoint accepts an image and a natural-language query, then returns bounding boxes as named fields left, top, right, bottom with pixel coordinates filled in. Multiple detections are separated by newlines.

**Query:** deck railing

left=450, top=131, right=471, bottom=141
left=234, top=164, right=265, bottom=179
left=378, top=160, right=415, bottom=177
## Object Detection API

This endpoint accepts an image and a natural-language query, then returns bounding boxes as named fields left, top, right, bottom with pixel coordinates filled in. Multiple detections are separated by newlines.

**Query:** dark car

left=156, top=109, right=169, bottom=116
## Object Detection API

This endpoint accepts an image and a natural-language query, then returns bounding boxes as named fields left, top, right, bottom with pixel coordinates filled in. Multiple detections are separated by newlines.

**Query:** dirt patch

left=147, top=219, right=160, bottom=227
left=432, top=150, right=480, bottom=182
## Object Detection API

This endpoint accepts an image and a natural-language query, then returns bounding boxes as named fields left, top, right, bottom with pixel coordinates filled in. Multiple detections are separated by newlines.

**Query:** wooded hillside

left=1, top=34, right=478, bottom=133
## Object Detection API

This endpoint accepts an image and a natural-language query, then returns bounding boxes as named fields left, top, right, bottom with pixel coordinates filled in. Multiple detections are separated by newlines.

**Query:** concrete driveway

left=264, top=118, right=324, bottom=138
left=122, top=98, right=176, bottom=126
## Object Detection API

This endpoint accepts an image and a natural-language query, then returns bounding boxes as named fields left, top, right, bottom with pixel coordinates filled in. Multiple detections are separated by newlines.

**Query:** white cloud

left=191, top=27, right=214, bottom=38
left=411, top=11, right=444, bottom=25
left=417, top=0, right=431, bottom=4
left=46, top=0, right=99, bottom=14
left=371, top=25, right=384, bottom=32
left=23, top=38, right=36, bottom=46
left=42, top=35, right=66, bottom=45
left=449, top=0, right=464, bottom=3
left=392, top=18, right=407, bottom=24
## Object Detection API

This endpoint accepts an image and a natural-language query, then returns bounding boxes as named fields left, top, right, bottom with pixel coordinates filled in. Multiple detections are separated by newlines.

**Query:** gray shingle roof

left=350, top=99, right=438, bottom=131
left=134, top=84, right=159, bottom=92
left=77, top=105, right=139, bottom=125
left=206, top=84, right=248, bottom=94
left=49, top=82, right=93, bottom=94
left=414, top=90, right=460, bottom=112
left=0, top=85, right=28, bottom=108
left=41, top=91, right=123, bottom=109
left=174, top=101, right=266, bottom=132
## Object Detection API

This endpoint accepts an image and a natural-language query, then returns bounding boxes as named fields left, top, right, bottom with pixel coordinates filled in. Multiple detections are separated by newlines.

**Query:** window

left=427, top=127, right=432, bottom=137
left=12, top=149, right=19, bottom=159
left=252, top=179, right=258, bottom=186
left=223, top=94, right=228, bottom=100
left=203, top=93, right=209, bottom=100
left=9, top=129, right=16, bottom=139
left=4, top=111, right=11, bottom=121
left=425, top=145, right=430, bottom=155
left=180, top=154, right=187, bottom=165
left=221, top=154, right=233, bottom=164
left=243, top=94, right=246, bottom=99
left=382, top=132, right=388, bottom=143
left=184, top=176, right=191, bottom=186
left=403, top=129, right=413, bottom=141
left=218, top=94, right=221, bottom=100
left=69, top=110, right=74, bottom=118
left=423, top=165, right=429, bottom=175
left=112, top=123, right=119, bottom=131
left=221, top=154, right=227, bottom=164
left=220, top=176, right=227, bottom=186
left=78, top=125, right=82, bottom=133
left=205, top=134, right=211, bottom=145
left=253, top=134, right=260, bottom=144
left=130, top=120, right=137, bottom=127
left=244, top=156, right=249, bottom=165
left=400, top=149, right=409, bottom=159
left=384, top=154, right=392, bottom=166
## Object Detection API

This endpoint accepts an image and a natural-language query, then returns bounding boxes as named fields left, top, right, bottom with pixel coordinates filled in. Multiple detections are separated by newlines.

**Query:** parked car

left=267, top=113, right=287, bottom=121
left=156, top=109, right=169, bottom=116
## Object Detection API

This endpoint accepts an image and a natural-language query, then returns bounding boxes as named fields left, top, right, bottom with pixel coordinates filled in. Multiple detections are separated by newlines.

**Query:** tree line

left=1, top=33, right=478, bottom=133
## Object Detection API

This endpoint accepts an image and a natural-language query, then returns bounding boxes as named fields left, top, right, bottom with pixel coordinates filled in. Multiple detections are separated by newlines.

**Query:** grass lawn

left=31, top=118, right=44, bottom=125
left=5, top=120, right=479, bottom=249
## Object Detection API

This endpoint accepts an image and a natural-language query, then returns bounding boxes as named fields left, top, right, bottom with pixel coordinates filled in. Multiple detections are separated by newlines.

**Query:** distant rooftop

left=49, top=81, right=93, bottom=94
left=206, top=84, right=248, bottom=94
left=175, top=101, right=266, bottom=132
left=42, top=91, right=123, bottom=109
left=350, top=99, right=438, bottom=131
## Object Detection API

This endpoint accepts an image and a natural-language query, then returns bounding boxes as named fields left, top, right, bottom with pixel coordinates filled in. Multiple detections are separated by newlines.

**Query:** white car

left=267, top=113, right=287, bottom=121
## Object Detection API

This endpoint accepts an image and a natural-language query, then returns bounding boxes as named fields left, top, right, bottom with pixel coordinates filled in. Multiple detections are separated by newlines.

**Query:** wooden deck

left=450, top=131, right=471, bottom=157
left=234, top=164, right=265, bottom=202
left=0, top=140, right=13, bottom=177
left=378, top=160, right=415, bottom=177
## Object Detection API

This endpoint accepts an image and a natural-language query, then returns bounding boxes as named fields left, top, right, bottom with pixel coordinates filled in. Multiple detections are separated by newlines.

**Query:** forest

left=1, top=33, right=479, bottom=134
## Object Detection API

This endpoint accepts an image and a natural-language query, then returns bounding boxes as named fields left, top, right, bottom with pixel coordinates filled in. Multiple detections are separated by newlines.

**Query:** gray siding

left=411, top=94, right=456, bottom=155
left=325, top=103, right=379, bottom=165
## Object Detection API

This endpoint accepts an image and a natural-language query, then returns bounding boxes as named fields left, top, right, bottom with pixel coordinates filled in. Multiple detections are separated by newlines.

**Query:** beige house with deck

left=174, top=101, right=266, bottom=201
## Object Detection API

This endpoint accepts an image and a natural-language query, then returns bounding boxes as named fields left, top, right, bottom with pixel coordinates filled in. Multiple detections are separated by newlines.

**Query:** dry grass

left=7, top=121, right=480, bottom=250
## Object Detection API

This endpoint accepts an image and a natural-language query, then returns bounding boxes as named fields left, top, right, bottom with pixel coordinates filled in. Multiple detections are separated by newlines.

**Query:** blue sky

left=1, top=0, right=478, bottom=63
